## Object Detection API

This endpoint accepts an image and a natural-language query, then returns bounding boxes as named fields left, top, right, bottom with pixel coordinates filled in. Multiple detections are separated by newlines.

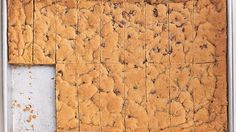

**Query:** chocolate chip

left=101, top=43, right=105, bottom=48
left=145, top=0, right=152, bottom=4
left=122, top=11, right=128, bottom=18
left=120, top=20, right=126, bottom=25
left=98, top=88, right=104, bottom=92
left=153, top=47, right=161, bottom=53
left=153, top=8, right=158, bottom=17
left=200, top=44, right=208, bottom=49
left=154, top=33, right=159, bottom=38
left=128, top=115, right=132, bottom=118
left=150, top=90, right=156, bottom=95
left=143, top=59, right=147, bottom=64
left=58, top=70, right=63, bottom=76
left=151, top=79, right=156, bottom=83
left=133, top=86, right=138, bottom=90
left=45, top=35, right=49, bottom=41
left=129, top=10, right=136, bottom=16
left=114, top=3, right=119, bottom=9
left=176, top=41, right=181, bottom=45
left=114, top=89, right=121, bottom=96
left=127, top=34, right=131, bottom=39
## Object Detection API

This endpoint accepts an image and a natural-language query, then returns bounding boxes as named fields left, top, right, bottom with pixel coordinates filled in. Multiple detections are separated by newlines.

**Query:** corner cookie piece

left=77, top=63, right=101, bottom=131
left=34, top=0, right=57, bottom=64
left=191, top=0, right=227, bottom=63
left=100, top=2, right=125, bottom=64
left=8, top=0, right=33, bottom=64
left=56, top=0, right=78, bottom=63
left=146, top=63, right=171, bottom=131
left=146, top=1, right=169, bottom=64
left=100, top=64, right=125, bottom=131
left=56, top=64, right=79, bottom=131
left=169, top=64, right=194, bottom=131
left=124, top=64, right=148, bottom=131
left=192, top=62, right=227, bottom=131
left=169, top=0, right=194, bottom=64
left=76, top=1, right=102, bottom=63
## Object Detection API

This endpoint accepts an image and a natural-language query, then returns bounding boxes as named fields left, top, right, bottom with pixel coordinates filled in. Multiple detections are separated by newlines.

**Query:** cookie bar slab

left=169, top=0, right=194, bottom=64
left=8, top=0, right=33, bottom=64
left=56, top=0, right=78, bottom=63
left=34, top=0, right=57, bottom=64
left=56, top=64, right=79, bottom=131
left=77, top=63, right=101, bottom=131
left=124, top=64, right=148, bottom=131
left=146, top=63, right=170, bottom=131
left=146, top=1, right=169, bottom=64
left=100, top=1, right=125, bottom=64
left=192, top=62, right=227, bottom=131
left=191, top=0, right=227, bottom=63
left=76, top=1, right=102, bottom=63
left=169, top=64, right=194, bottom=131
left=100, top=64, right=125, bottom=131
left=123, top=2, right=146, bottom=67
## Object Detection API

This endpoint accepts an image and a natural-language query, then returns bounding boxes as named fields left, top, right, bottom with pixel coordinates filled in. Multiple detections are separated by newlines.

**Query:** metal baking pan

left=227, top=0, right=235, bottom=131
left=1, top=0, right=235, bottom=132
left=1, top=0, right=56, bottom=131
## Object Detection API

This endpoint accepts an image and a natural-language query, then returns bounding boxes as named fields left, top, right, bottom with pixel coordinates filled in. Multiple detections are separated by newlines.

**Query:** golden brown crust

left=100, top=2, right=125, bottom=64
left=123, top=2, right=146, bottom=67
left=191, top=0, right=227, bottom=64
left=146, top=2, right=169, bottom=63
left=56, top=0, right=78, bottom=63
left=169, top=64, right=194, bottom=131
left=33, top=0, right=57, bottom=64
left=147, top=63, right=171, bottom=131
left=56, top=64, right=79, bottom=131
left=169, top=0, right=194, bottom=64
left=77, top=63, right=101, bottom=131
left=100, top=64, right=125, bottom=131
left=192, top=62, right=227, bottom=131
left=76, top=1, right=102, bottom=63
left=8, top=0, right=33, bottom=64
left=124, top=64, right=148, bottom=131
left=8, top=0, right=228, bottom=131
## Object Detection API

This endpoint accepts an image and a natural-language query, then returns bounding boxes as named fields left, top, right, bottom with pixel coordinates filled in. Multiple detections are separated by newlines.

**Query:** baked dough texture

left=8, top=0, right=228, bottom=131
left=56, top=64, right=79, bottom=131
left=8, top=0, right=33, bottom=64
left=34, top=0, right=57, bottom=64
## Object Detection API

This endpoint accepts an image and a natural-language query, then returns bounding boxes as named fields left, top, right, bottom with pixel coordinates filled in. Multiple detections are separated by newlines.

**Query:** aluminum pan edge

left=2, top=0, right=8, bottom=131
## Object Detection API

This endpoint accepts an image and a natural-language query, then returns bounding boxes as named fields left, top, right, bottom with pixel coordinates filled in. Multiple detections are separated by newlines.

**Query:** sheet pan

left=1, top=0, right=56, bottom=131
left=1, top=0, right=235, bottom=131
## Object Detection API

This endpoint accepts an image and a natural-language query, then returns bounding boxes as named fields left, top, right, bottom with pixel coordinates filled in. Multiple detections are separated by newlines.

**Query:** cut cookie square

left=124, top=64, right=148, bottom=131
left=169, top=64, right=194, bottom=131
left=77, top=63, right=101, bottom=131
left=56, top=64, right=79, bottom=131
left=191, top=0, right=227, bottom=63
left=34, top=0, right=57, bottom=64
left=100, top=2, right=125, bottom=64
left=8, top=0, right=33, bottom=64
left=169, top=0, right=194, bottom=64
left=192, top=62, right=227, bottom=131
left=146, top=63, right=171, bottom=131
left=76, top=1, right=102, bottom=63
left=146, top=2, right=169, bottom=64
left=56, top=0, right=78, bottom=63
left=100, top=63, right=125, bottom=131
left=122, top=2, right=146, bottom=67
